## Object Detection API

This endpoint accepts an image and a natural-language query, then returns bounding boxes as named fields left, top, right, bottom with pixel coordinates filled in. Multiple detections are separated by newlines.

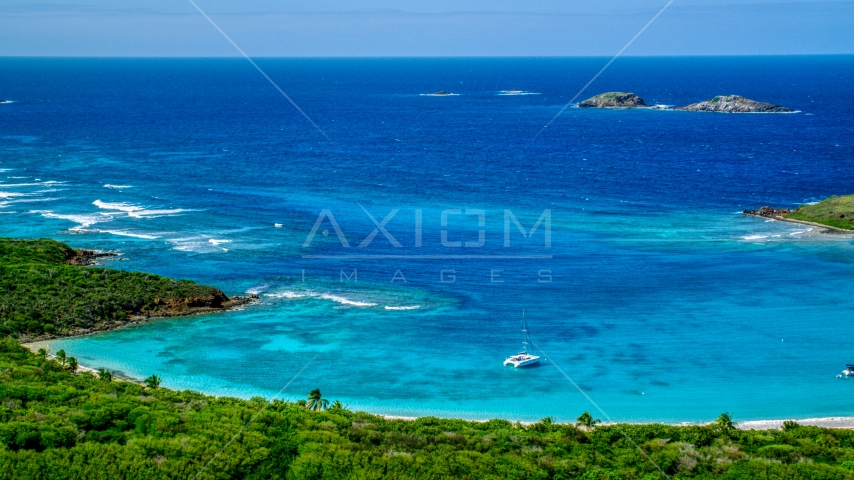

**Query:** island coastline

left=20, top=341, right=854, bottom=431
left=743, top=196, right=854, bottom=234
left=742, top=211, right=854, bottom=234
left=18, top=294, right=257, bottom=344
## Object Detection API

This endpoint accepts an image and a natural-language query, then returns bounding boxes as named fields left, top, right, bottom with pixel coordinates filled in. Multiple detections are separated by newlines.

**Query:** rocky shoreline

left=578, top=92, right=647, bottom=108
left=578, top=92, right=794, bottom=113
left=18, top=294, right=259, bottom=343
left=742, top=206, right=854, bottom=234
left=676, top=95, right=793, bottom=113
left=65, top=249, right=119, bottom=265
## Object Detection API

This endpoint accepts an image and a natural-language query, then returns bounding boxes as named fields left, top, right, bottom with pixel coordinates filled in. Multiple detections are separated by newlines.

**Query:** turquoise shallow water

left=4, top=57, right=854, bottom=422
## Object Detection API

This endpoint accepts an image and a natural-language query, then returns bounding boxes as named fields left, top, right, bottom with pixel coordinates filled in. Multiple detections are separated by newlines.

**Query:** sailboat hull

left=504, top=354, right=541, bottom=368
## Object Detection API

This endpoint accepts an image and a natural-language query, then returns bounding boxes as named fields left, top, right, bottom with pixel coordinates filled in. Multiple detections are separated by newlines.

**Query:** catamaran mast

left=522, top=310, right=529, bottom=354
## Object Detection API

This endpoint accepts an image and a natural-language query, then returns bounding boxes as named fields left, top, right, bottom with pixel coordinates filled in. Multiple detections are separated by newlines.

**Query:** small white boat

left=504, top=311, right=540, bottom=368
left=841, top=364, right=854, bottom=377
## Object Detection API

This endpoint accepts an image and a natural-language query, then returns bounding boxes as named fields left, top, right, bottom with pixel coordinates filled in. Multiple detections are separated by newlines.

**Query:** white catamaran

left=504, top=312, right=541, bottom=368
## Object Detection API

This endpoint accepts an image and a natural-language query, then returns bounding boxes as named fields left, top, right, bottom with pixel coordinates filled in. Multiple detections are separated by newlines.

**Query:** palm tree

left=576, top=411, right=601, bottom=431
left=97, top=368, right=112, bottom=382
left=56, top=349, right=67, bottom=367
left=306, top=389, right=329, bottom=411
left=145, top=375, right=161, bottom=390
left=37, top=348, right=48, bottom=359
left=330, top=400, right=345, bottom=410
left=67, top=357, right=78, bottom=373
left=716, top=412, right=735, bottom=431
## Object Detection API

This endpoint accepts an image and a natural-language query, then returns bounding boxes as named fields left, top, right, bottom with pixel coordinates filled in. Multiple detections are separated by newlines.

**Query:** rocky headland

left=743, top=195, right=854, bottom=233
left=578, top=92, right=647, bottom=108
left=0, top=238, right=260, bottom=343
left=675, top=95, right=793, bottom=113
left=65, top=248, right=119, bottom=266
left=21, top=293, right=258, bottom=343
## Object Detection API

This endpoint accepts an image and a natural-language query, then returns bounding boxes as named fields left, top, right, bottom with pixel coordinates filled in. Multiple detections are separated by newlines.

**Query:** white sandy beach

left=22, top=340, right=143, bottom=384
left=23, top=340, right=854, bottom=429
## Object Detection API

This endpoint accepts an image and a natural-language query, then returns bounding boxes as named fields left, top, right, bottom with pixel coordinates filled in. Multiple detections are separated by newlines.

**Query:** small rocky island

left=743, top=195, right=854, bottom=233
left=429, top=90, right=453, bottom=96
left=676, top=95, right=793, bottom=113
left=578, top=92, right=647, bottom=108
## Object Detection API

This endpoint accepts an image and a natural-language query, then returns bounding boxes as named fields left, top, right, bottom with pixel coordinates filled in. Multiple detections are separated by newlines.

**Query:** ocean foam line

left=0, top=191, right=31, bottom=199
left=384, top=305, right=421, bottom=311
left=93, top=200, right=143, bottom=213
left=94, top=199, right=198, bottom=219
left=167, top=236, right=231, bottom=253
left=497, top=91, right=541, bottom=96
left=246, top=284, right=270, bottom=295
left=318, top=293, right=378, bottom=307
left=742, top=235, right=768, bottom=240
left=4, top=197, right=60, bottom=204
left=264, top=290, right=379, bottom=307
left=29, top=210, right=111, bottom=228
left=0, top=183, right=41, bottom=188
left=98, top=230, right=160, bottom=240
left=103, top=184, right=133, bottom=189
left=129, top=208, right=196, bottom=219
left=265, top=291, right=308, bottom=299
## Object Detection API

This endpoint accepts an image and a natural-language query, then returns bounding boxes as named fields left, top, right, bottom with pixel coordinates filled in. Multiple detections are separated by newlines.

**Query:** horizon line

left=1, top=53, right=853, bottom=59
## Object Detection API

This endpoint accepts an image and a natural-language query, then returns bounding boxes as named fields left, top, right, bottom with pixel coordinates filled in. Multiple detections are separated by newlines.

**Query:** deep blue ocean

left=2, top=56, right=854, bottom=423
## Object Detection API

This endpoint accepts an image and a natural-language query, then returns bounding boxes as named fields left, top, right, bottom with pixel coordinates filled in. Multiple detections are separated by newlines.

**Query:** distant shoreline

left=742, top=211, right=854, bottom=234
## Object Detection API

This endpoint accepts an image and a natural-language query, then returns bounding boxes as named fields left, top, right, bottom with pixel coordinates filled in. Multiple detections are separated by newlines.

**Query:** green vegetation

left=575, top=411, right=601, bottom=431
left=785, top=195, right=854, bottom=230
left=579, top=92, right=646, bottom=108
left=597, top=92, right=630, bottom=100
left=144, top=375, right=161, bottom=390
left=0, top=238, right=227, bottom=339
left=6, top=236, right=854, bottom=478
left=305, top=389, right=328, bottom=412
left=3, top=340, right=854, bottom=479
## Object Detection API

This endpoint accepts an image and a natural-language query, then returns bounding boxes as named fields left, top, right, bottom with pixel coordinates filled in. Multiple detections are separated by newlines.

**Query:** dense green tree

left=716, top=412, right=736, bottom=431
left=576, top=411, right=601, bottom=431
left=306, top=388, right=328, bottom=411
left=66, top=356, right=78, bottom=373
left=144, top=374, right=161, bottom=389
left=55, top=349, right=66, bottom=367
left=96, top=368, right=112, bottom=382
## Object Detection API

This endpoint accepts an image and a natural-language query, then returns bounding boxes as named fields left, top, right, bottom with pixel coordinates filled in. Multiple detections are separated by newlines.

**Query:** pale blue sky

left=1, top=1, right=852, bottom=56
